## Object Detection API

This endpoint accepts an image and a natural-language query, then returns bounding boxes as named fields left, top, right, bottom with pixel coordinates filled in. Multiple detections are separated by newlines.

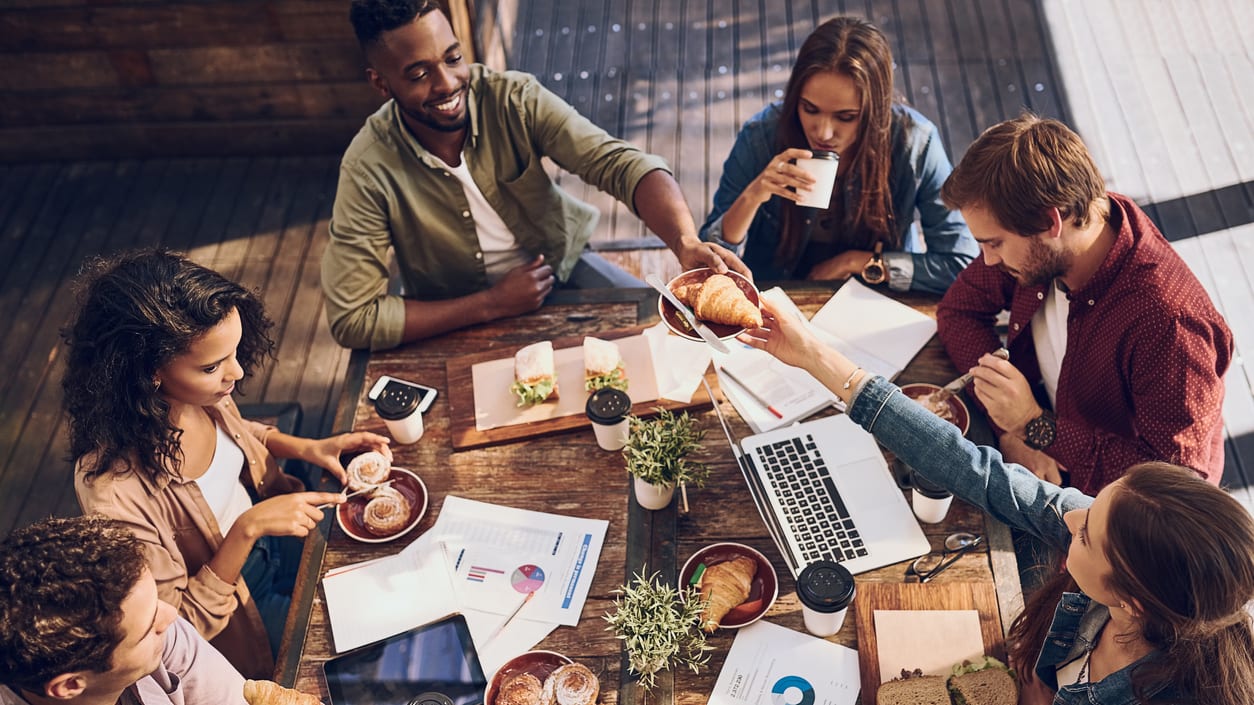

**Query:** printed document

left=709, top=621, right=860, bottom=705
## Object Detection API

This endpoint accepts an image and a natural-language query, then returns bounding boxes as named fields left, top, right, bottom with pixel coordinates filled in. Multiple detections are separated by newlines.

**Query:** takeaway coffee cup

left=375, top=383, right=425, bottom=444
left=796, top=560, right=855, bottom=637
left=794, top=150, right=839, bottom=208
left=911, top=469, right=953, bottom=524
left=586, top=388, right=632, bottom=451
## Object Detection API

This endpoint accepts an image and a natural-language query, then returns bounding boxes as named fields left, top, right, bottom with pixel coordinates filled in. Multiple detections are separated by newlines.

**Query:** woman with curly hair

left=740, top=297, right=1254, bottom=705
left=64, top=249, right=391, bottom=679
left=700, top=16, right=977, bottom=292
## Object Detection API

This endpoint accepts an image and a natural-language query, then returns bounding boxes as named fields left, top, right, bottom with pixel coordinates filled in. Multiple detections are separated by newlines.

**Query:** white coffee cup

left=796, top=560, right=855, bottom=637
left=911, top=469, right=953, bottom=524
left=586, top=388, right=631, bottom=451
left=374, top=385, right=425, bottom=444
left=794, top=150, right=839, bottom=208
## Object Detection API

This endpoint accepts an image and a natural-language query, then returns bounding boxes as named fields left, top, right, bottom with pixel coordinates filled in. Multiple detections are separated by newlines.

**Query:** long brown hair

left=1008, top=463, right=1254, bottom=703
left=775, top=16, right=899, bottom=267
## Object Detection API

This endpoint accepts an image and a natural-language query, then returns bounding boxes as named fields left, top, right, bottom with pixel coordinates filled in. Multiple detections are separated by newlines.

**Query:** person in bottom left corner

left=0, top=515, right=251, bottom=705
left=62, top=249, right=392, bottom=679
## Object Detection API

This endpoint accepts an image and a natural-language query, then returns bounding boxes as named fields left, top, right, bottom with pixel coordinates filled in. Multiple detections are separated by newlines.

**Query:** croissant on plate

left=698, top=555, right=757, bottom=632
left=693, top=275, right=763, bottom=329
left=243, top=679, right=323, bottom=705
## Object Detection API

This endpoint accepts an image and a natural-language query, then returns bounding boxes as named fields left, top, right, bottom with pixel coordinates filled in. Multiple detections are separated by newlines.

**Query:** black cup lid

left=796, top=560, right=855, bottom=613
left=375, top=383, right=420, bottom=420
left=808, top=150, right=838, bottom=161
left=586, top=388, right=632, bottom=425
left=910, top=469, right=952, bottom=499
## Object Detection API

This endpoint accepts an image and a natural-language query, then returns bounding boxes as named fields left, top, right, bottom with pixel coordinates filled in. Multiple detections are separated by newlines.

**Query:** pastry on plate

left=497, top=672, right=544, bottom=705
left=543, top=662, right=599, bottom=705
left=362, top=485, right=411, bottom=534
left=511, top=341, right=559, bottom=407
left=345, top=450, right=391, bottom=492
left=697, top=555, right=757, bottom=632
left=583, top=337, right=627, bottom=392
left=693, top=274, right=762, bottom=328
left=242, top=680, right=322, bottom=705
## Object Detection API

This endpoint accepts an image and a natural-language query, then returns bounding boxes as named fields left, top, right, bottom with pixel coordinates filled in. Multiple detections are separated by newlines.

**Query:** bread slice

left=948, top=668, right=1017, bottom=705
left=876, top=675, right=949, bottom=705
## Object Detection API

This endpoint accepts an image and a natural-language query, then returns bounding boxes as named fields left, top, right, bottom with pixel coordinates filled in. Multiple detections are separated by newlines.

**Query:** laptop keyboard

left=755, top=435, right=868, bottom=564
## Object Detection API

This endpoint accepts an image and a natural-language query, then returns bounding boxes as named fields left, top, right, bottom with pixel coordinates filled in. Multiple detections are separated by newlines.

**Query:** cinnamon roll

left=346, top=451, right=391, bottom=491
left=544, top=663, right=599, bottom=705
left=362, top=485, right=411, bottom=534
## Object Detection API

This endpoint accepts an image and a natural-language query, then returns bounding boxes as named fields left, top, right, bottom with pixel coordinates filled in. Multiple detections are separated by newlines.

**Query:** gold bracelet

left=842, top=367, right=864, bottom=390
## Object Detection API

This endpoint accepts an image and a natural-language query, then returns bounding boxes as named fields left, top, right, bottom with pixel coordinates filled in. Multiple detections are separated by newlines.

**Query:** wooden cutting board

left=445, top=326, right=714, bottom=449
left=853, top=582, right=1005, bottom=699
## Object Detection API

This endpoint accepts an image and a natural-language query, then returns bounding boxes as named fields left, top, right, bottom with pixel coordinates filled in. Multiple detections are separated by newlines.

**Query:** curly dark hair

left=62, top=249, right=275, bottom=483
left=349, top=0, right=446, bottom=50
left=0, top=515, right=147, bottom=692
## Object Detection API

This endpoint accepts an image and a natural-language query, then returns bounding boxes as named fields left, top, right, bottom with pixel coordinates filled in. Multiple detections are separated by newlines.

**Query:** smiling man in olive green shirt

left=323, top=0, right=747, bottom=350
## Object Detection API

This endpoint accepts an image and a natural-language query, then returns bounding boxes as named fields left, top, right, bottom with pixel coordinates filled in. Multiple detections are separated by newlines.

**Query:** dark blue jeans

left=240, top=534, right=304, bottom=657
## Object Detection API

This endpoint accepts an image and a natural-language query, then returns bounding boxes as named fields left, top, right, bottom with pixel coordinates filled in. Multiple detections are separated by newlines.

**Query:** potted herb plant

left=622, top=408, right=708, bottom=510
left=603, top=570, right=712, bottom=691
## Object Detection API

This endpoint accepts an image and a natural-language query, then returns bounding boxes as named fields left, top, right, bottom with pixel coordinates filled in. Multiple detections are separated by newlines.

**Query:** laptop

left=707, top=381, right=929, bottom=577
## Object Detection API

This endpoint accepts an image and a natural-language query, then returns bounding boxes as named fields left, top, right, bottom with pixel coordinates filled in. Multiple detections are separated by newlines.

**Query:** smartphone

left=368, top=375, right=438, bottom=414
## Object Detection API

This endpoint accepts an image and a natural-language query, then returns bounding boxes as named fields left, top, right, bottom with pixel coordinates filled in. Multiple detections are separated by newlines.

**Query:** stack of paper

left=321, top=496, right=609, bottom=676
left=708, top=621, right=860, bottom=705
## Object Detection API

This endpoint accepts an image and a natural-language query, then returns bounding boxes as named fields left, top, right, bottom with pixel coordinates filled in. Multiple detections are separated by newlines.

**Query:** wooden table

left=276, top=285, right=1022, bottom=705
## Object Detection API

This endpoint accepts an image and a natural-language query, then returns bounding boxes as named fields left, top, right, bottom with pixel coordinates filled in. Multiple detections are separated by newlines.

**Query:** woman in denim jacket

left=699, top=17, right=977, bottom=293
left=740, top=298, right=1254, bottom=705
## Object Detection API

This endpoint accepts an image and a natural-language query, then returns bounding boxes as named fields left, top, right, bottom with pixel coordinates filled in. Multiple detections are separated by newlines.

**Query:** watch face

left=862, top=262, right=886, bottom=284
left=1025, top=413, right=1056, bottom=450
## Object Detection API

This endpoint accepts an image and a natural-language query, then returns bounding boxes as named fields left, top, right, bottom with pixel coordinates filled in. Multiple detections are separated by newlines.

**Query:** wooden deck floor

left=1, top=0, right=1250, bottom=537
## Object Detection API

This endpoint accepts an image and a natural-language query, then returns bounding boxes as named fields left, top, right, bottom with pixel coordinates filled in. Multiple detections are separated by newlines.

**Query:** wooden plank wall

left=0, top=157, right=350, bottom=538
left=1, top=0, right=418, bottom=161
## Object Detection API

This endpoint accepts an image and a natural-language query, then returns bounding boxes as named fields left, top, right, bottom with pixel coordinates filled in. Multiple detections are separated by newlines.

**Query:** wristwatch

left=1024, top=410, right=1057, bottom=450
left=861, top=242, right=886, bottom=285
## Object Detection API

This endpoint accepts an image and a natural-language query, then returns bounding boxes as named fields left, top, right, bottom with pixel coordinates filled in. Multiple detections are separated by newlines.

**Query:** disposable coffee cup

left=794, top=150, right=839, bottom=208
left=911, top=469, right=953, bottom=524
left=796, top=560, right=855, bottom=637
left=586, top=388, right=632, bottom=451
left=375, top=383, right=424, bottom=444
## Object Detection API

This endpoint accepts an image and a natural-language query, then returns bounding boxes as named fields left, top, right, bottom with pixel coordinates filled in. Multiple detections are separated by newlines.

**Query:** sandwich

left=948, top=657, right=1016, bottom=705
left=583, top=336, right=628, bottom=392
left=511, top=341, right=559, bottom=407
left=876, top=671, right=949, bottom=705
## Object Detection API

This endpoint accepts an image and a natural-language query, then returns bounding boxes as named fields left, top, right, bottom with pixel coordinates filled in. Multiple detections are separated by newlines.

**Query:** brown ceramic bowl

left=485, top=650, right=574, bottom=705
left=679, top=542, right=779, bottom=629
left=336, top=467, right=428, bottom=543
left=900, top=383, right=971, bottom=436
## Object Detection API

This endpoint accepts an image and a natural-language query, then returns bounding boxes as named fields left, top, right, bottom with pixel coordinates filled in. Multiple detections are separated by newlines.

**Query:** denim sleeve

left=900, top=124, right=978, bottom=294
left=700, top=116, right=775, bottom=250
left=848, top=376, right=1090, bottom=550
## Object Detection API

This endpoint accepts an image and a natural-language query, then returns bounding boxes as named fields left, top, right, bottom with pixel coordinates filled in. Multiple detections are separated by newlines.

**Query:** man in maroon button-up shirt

left=935, top=115, right=1232, bottom=495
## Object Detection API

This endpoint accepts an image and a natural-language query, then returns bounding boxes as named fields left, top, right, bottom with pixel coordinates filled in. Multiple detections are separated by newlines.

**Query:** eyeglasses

left=905, top=532, right=983, bottom=583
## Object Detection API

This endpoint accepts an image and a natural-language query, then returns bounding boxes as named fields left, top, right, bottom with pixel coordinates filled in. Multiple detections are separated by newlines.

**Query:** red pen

left=719, top=366, right=784, bottom=419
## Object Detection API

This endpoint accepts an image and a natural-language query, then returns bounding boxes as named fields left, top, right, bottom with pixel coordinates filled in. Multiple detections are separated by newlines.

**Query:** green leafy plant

left=622, top=409, right=709, bottom=487
left=603, top=570, right=712, bottom=691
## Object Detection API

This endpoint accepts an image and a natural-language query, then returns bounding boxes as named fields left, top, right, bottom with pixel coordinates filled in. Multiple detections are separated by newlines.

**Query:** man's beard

left=404, top=107, right=469, bottom=133
left=1003, top=237, right=1068, bottom=288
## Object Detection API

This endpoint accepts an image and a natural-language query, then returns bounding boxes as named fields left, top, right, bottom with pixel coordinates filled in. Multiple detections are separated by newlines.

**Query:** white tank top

left=193, top=422, right=253, bottom=535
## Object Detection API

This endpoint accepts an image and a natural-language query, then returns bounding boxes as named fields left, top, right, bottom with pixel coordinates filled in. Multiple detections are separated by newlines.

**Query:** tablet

left=323, top=614, right=487, bottom=705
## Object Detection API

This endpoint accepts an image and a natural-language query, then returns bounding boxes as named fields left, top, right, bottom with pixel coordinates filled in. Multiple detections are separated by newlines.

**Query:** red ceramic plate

left=658, top=268, right=761, bottom=342
left=336, top=467, right=428, bottom=543
left=679, top=542, right=779, bottom=630
left=484, top=650, right=574, bottom=705
left=900, top=383, right=971, bottom=436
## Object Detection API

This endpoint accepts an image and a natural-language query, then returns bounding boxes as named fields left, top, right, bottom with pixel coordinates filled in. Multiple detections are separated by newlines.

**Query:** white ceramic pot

left=633, top=477, right=675, bottom=510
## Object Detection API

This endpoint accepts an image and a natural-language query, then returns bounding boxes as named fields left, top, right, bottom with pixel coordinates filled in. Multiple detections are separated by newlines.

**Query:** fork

left=926, top=347, right=1009, bottom=406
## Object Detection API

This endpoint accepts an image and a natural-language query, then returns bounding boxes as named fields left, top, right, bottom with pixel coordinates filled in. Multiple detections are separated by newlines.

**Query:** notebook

left=708, top=384, right=928, bottom=576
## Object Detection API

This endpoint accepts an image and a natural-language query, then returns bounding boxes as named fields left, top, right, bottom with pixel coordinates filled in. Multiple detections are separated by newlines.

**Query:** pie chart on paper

left=510, top=564, right=546, bottom=594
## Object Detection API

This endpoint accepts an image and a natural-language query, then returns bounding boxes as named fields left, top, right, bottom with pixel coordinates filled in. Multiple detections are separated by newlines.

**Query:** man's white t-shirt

left=1031, top=280, right=1070, bottom=407
left=437, top=154, right=531, bottom=281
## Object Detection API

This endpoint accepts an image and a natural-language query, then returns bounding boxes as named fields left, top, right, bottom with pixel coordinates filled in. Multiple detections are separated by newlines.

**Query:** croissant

left=543, top=663, right=599, bottom=705
left=694, top=274, right=763, bottom=329
left=243, top=679, right=322, bottom=705
left=671, top=282, right=702, bottom=307
left=698, top=555, right=757, bottom=632
left=363, top=485, right=411, bottom=534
